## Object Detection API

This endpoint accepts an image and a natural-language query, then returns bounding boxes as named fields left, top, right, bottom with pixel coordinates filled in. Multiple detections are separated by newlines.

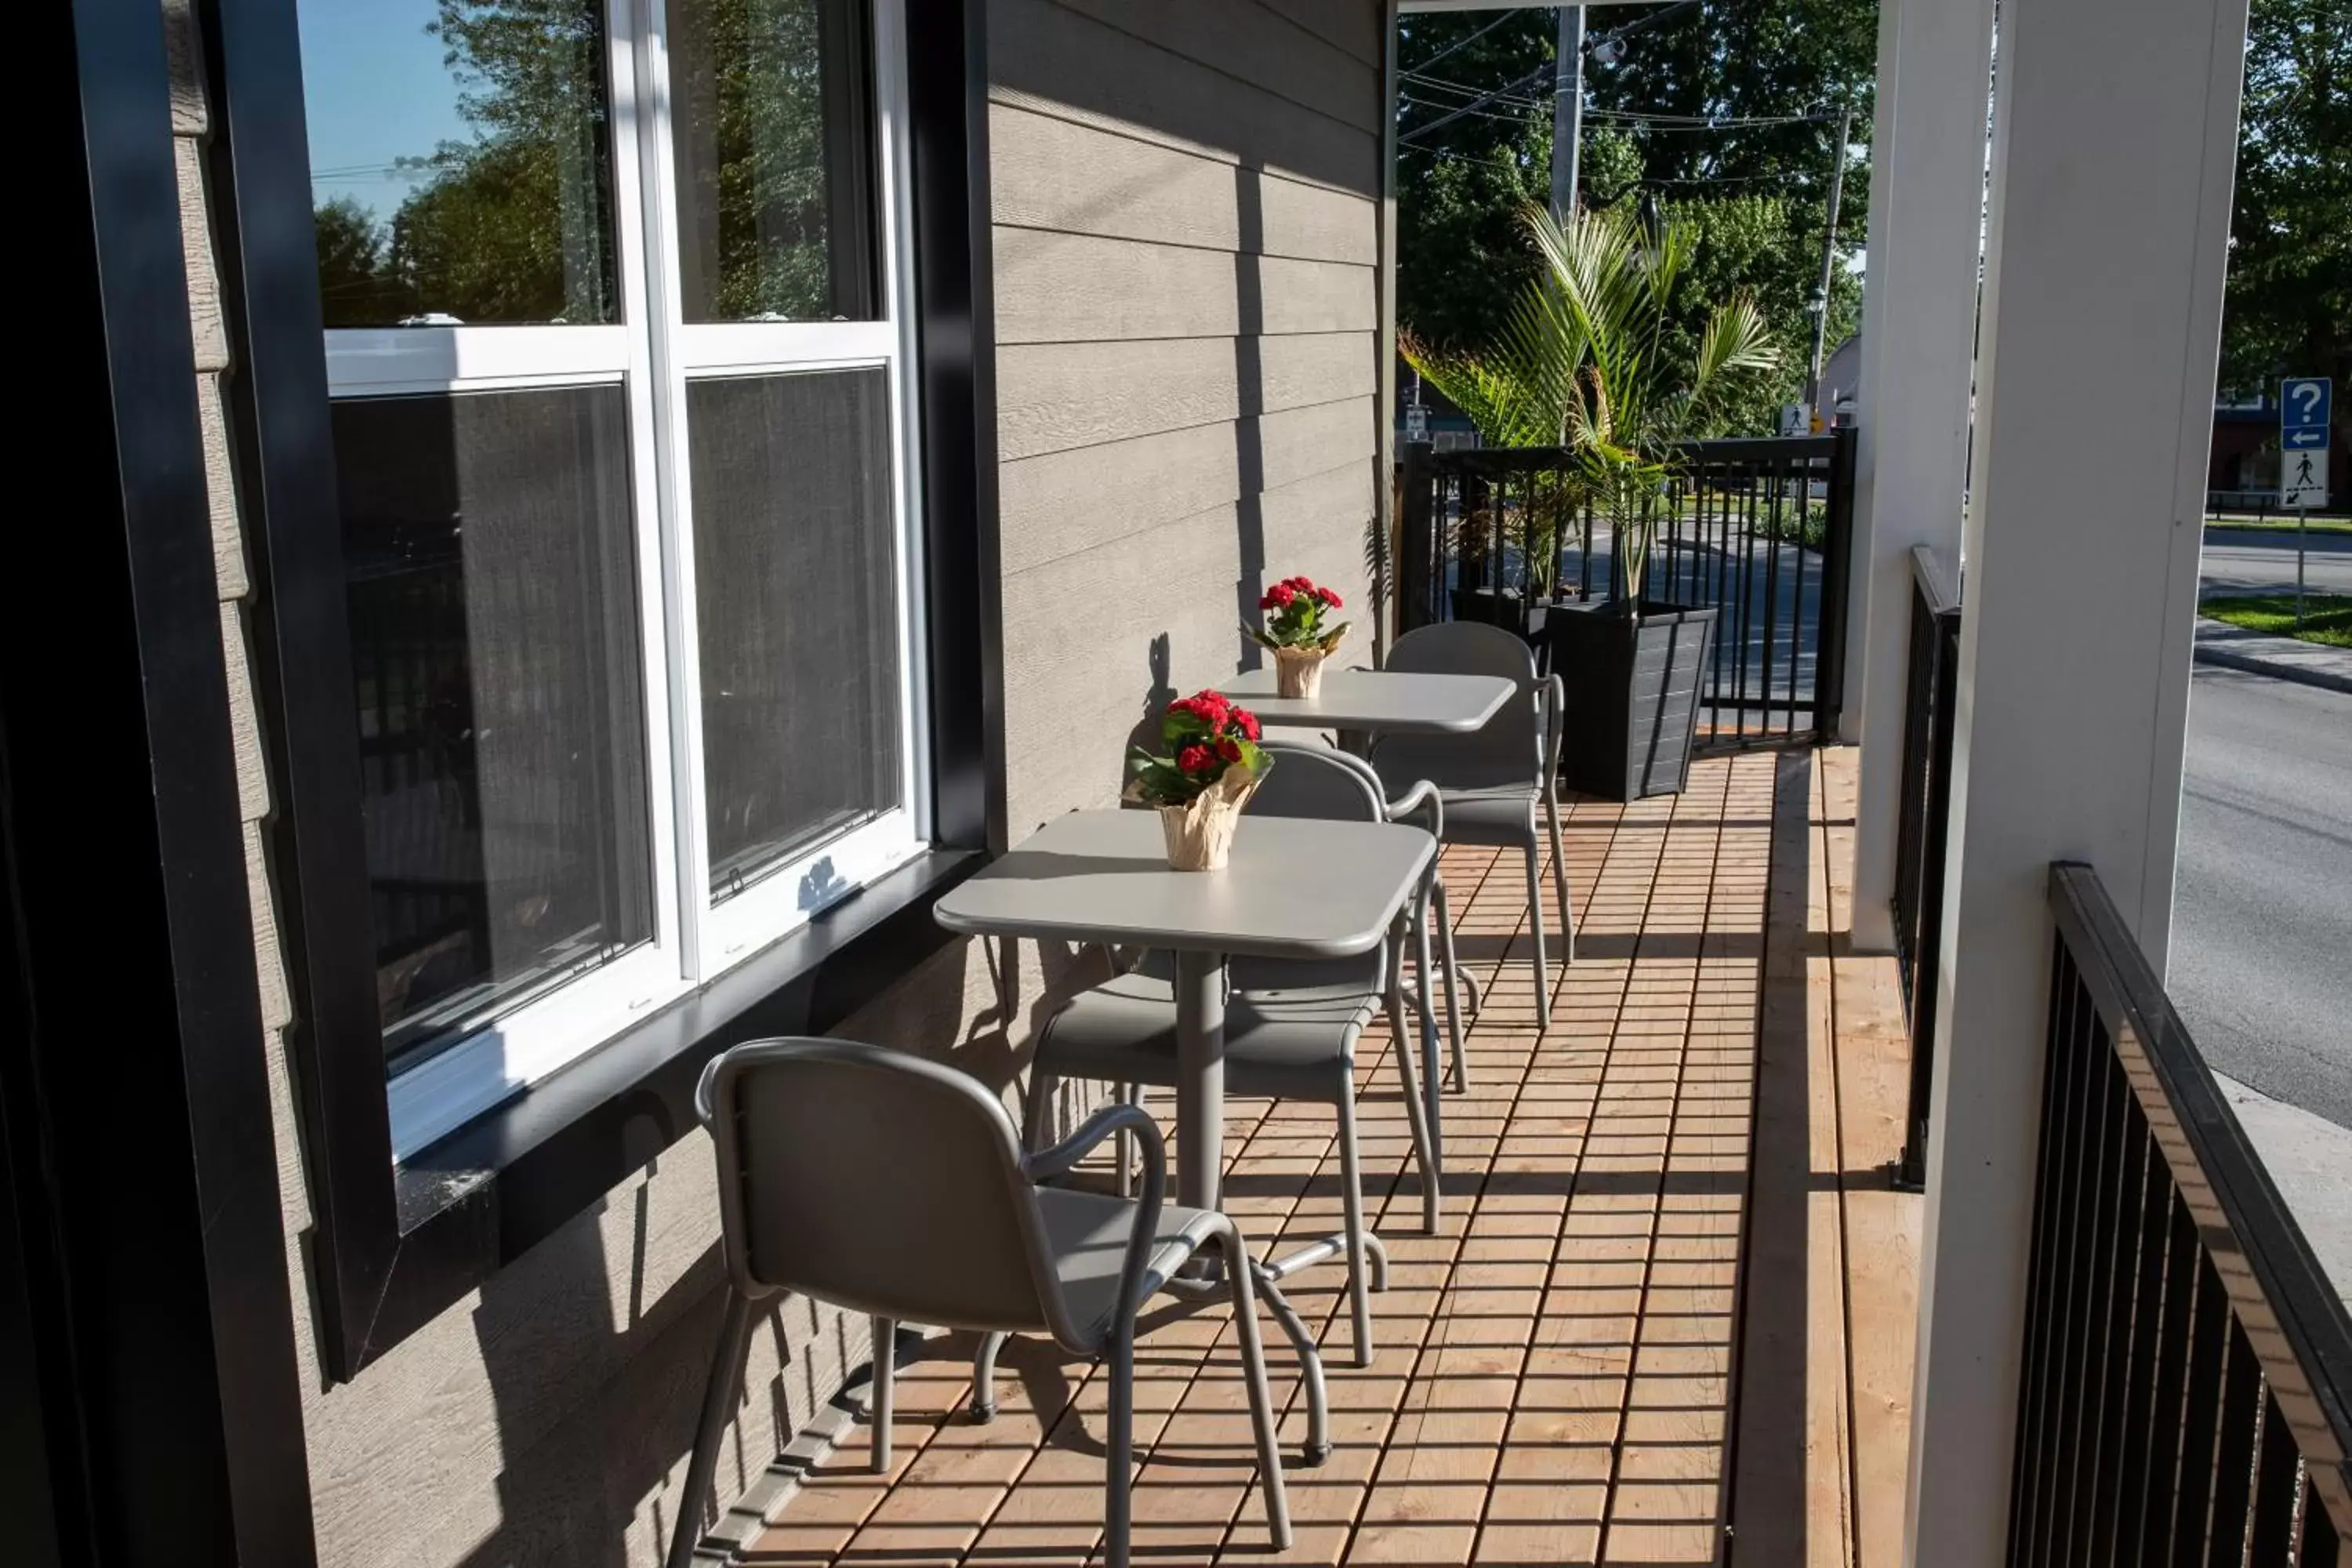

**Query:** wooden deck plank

left=1819, top=749, right=1923, bottom=1568
left=746, top=749, right=1913, bottom=1568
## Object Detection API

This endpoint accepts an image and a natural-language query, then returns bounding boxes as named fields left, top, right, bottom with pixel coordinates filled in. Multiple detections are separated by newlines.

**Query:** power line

left=1403, top=94, right=1842, bottom=136
left=1400, top=142, right=1808, bottom=191
left=1405, top=11, right=1517, bottom=77
left=1398, top=61, right=1556, bottom=146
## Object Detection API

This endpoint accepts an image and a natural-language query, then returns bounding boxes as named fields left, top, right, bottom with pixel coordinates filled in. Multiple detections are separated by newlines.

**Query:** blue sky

left=299, top=0, right=470, bottom=221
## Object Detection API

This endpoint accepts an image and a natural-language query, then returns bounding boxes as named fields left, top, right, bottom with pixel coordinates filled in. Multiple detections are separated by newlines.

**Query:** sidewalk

left=2192, top=618, right=2352, bottom=695
left=2212, top=1074, right=2352, bottom=1305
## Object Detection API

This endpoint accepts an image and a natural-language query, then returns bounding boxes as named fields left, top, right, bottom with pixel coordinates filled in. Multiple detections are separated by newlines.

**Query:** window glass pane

left=670, top=0, right=877, bottom=323
left=299, top=0, right=619, bottom=327
left=689, top=370, right=901, bottom=898
left=335, top=387, right=655, bottom=1074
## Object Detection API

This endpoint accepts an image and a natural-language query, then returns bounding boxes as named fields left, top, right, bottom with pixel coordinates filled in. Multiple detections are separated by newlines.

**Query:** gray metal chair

left=1368, top=620, right=1574, bottom=1030
left=1018, top=744, right=1447, bottom=1369
left=666, top=1037, right=1290, bottom=1568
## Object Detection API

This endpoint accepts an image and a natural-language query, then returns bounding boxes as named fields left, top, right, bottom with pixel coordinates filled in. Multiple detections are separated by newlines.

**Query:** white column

left=1842, top=0, right=1994, bottom=949
left=1906, top=0, right=2246, bottom=1563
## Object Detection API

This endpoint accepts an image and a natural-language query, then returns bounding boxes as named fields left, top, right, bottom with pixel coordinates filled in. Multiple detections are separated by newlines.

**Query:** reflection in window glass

left=688, top=370, right=900, bottom=898
left=670, top=0, right=877, bottom=323
left=333, top=387, right=655, bottom=1074
left=299, top=0, right=618, bottom=326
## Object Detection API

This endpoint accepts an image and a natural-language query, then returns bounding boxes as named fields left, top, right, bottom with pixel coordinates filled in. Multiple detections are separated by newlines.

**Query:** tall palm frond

left=1404, top=199, right=1781, bottom=626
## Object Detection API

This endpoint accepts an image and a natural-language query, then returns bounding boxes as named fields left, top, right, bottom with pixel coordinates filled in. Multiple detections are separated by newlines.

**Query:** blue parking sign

left=2281, top=377, right=2329, bottom=451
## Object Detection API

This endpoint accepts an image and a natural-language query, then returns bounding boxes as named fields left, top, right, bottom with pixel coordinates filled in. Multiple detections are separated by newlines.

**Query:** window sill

left=353, top=846, right=982, bottom=1367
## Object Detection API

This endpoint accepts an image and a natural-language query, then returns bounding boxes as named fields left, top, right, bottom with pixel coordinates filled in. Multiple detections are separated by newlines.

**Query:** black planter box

left=1451, top=586, right=1577, bottom=646
left=1546, top=598, right=1719, bottom=801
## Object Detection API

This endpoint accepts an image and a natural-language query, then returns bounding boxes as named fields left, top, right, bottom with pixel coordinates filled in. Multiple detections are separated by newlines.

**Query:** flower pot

left=1545, top=598, right=1719, bottom=801
left=1156, top=762, right=1265, bottom=870
left=1273, top=644, right=1330, bottom=699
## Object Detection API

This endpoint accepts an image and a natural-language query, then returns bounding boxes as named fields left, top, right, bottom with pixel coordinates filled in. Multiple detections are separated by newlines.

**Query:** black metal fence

left=2011, top=863, right=2351, bottom=1566
left=1397, top=430, right=1857, bottom=746
left=1891, top=546, right=1962, bottom=1189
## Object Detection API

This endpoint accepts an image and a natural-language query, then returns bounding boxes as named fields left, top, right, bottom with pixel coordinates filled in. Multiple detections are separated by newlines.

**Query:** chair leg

left=1388, top=967, right=1442, bottom=1234
left=1220, top=1224, right=1294, bottom=1552
left=1103, top=1319, right=1136, bottom=1568
left=1432, top=877, right=1467, bottom=1090
left=1020, top=1061, right=1055, bottom=1153
left=1336, top=1089, right=1374, bottom=1367
left=665, top=1289, right=755, bottom=1568
left=970, top=1330, right=1006, bottom=1423
left=1546, top=791, right=1575, bottom=964
left=1114, top=1082, right=1138, bottom=1201
left=1523, top=837, right=1551, bottom=1029
left=869, top=1316, right=897, bottom=1475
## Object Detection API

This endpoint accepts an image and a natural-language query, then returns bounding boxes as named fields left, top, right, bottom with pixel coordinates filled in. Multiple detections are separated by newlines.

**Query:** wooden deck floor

left=742, top=747, right=1920, bottom=1567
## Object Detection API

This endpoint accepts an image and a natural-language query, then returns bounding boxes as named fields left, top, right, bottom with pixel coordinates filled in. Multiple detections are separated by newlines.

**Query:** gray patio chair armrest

left=1023, top=1101, right=1162, bottom=1186
left=1384, top=777, right=1445, bottom=842
left=693, top=1054, right=721, bottom=1129
left=1541, top=672, right=1566, bottom=784
left=1024, top=1102, right=1169, bottom=1330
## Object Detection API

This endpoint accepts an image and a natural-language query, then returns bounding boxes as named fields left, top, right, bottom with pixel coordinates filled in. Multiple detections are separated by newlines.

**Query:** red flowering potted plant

left=1245, top=575, right=1351, bottom=699
left=1127, top=689, right=1272, bottom=870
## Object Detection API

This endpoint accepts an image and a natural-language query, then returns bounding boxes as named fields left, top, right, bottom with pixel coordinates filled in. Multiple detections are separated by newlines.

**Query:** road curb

left=2193, top=641, right=2352, bottom=695
left=2192, top=618, right=2352, bottom=695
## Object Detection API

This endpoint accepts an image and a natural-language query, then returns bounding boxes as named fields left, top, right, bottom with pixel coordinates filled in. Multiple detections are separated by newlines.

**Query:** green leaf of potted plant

left=1241, top=576, right=1352, bottom=699
left=1126, top=690, right=1272, bottom=870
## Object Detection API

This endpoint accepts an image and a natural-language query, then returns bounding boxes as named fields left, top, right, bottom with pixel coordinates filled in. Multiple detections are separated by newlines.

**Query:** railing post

left=1814, top=425, right=1859, bottom=741
left=1399, top=439, right=1432, bottom=632
left=1894, top=562, right=1960, bottom=1190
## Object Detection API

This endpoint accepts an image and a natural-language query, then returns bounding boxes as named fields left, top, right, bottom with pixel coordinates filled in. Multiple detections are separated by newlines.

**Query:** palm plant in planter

left=1407, top=203, right=1777, bottom=799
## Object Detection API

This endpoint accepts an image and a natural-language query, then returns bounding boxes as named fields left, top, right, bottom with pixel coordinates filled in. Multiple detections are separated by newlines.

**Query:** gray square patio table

left=935, top=808, right=1433, bottom=1465
left=1220, top=667, right=1515, bottom=735
left=934, top=807, right=1436, bottom=1213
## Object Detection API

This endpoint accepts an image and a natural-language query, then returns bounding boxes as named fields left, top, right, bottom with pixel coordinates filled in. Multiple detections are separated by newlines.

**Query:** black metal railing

left=1397, top=430, right=1856, bottom=746
left=2011, top=863, right=2351, bottom=1566
left=1891, top=546, right=1962, bottom=1189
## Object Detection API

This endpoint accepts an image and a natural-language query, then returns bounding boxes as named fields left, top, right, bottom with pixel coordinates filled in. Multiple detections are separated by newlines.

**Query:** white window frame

left=336, top=0, right=927, bottom=1161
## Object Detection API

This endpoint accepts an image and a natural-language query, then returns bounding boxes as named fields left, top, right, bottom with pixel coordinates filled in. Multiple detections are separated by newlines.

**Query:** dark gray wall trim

left=909, top=0, right=1008, bottom=855
left=3, top=0, right=317, bottom=1562
left=198, top=0, right=392, bottom=1388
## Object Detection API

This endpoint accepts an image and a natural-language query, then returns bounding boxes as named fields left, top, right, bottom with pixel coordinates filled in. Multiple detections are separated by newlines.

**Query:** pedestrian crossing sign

left=2281, top=446, right=2327, bottom=510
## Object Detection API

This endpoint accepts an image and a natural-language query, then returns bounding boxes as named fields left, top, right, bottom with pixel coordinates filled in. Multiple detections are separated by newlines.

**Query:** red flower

left=1265, top=583, right=1297, bottom=610
left=1318, top=586, right=1343, bottom=608
left=1234, top=709, right=1261, bottom=742
left=1217, top=737, right=1243, bottom=763
left=1177, top=743, right=1217, bottom=773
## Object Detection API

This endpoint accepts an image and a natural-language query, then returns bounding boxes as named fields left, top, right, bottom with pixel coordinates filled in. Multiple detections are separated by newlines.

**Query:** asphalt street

left=2170, top=661, right=2352, bottom=1131
left=2197, top=525, right=2352, bottom=598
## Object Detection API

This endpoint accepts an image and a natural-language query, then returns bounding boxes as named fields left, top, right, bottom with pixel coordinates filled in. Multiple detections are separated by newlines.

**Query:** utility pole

left=1550, top=7, right=1584, bottom=222
left=1806, top=107, right=1854, bottom=413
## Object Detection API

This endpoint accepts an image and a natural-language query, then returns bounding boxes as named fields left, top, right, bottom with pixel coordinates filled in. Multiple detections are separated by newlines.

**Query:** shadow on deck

left=739, top=748, right=1918, bottom=1566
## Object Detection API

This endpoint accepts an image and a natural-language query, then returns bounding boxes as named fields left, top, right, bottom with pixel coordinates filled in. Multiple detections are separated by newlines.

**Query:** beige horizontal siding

left=989, top=0, right=1380, bottom=198
left=1000, top=395, right=1376, bottom=575
left=990, top=0, right=1384, bottom=840
left=1044, top=0, right=1383, bottom=133
left=996, top=330, right=1373, bottom=460
left=991, top=103, right=1376, bottom=265
left=1257, top=0, right=1385, bottom=66
left=1000, top=459, right=1376, bottom=833
left=993, top=229, right=1374, bottom=344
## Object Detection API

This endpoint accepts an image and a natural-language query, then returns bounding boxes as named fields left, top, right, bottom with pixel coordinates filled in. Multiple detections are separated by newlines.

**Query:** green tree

left=1394, top=9, right=1558, bottom=350
left=670, top=0, right=836, bottom=320
left=2219, top=0, right=2350, bottom=449
left=313, top=196, right=414, bottom=327
left=1397, top=2, right=1872, bottom=427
